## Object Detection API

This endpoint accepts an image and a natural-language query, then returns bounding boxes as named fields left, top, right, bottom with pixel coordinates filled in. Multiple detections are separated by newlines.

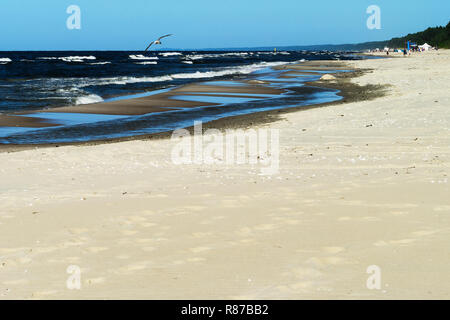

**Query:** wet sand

left=0, top=115, right=59, bottom=128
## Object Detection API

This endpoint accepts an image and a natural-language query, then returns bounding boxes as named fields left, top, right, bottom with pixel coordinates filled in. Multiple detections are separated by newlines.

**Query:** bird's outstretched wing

left=144, top=41, right=154, bottom=52
left=158, top=34, right=173, bottom=41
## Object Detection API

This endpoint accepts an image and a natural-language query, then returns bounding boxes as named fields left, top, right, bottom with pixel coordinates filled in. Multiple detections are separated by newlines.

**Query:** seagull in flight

left=144, top=34, right=173, bottom=51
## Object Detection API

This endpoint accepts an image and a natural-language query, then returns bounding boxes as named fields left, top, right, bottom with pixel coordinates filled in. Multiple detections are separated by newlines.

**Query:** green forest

left=387, top=21, right=450, bottom=49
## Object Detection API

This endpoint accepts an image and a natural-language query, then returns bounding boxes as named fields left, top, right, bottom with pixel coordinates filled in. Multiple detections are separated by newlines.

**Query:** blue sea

left=0, top=50, right=363, bottom=144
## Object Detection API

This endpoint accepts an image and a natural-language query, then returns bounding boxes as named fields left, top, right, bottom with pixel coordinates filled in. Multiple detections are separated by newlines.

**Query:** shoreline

left=0, top=59, right=387, bottom=152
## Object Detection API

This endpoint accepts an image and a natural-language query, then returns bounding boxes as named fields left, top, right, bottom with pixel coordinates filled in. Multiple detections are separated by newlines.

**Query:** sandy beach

left=1, top=50, right=449, bottom=299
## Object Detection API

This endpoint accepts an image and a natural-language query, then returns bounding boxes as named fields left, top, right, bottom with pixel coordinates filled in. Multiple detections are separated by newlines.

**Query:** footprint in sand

left=85, top=277, right=106, bottom=285
left=192, top=232, right=213, bottom=238
left=189, top=246, right=211, bottom=253
left=362, top=216, right=381, bottom=222
left=59, top=239, right=86, bottom=248
left=254, top=224, right=277, bottom=231
left=131, top=215, right=149, bottom=222
left=85, top=247, right=108, bottom=253
left=374, top=240, right=389, bottom=247
left=31, top=290, right=59, bottom=298
left=390, top=211, right=409, bottom=216
left=47, top=256, right=81, bottom=264
left=67, top=227, right=90, bottom=235
left=433, top=205, right=450, bottom=212
left=136, top=238, right=155, bottom=243
left=389, top=238, right=416, bottom=245
left=221, top=200, right=241, bottom=208
left=118, top=262, right=150, bottom=273
left=239, top=238, right=256, bottom=244
left=282, top=219, right=301, bottom=225
left=183, top=205, right=207, bottom=211
left=142, top=222, right=157, bottom=228
left=18, top=257, right=32, bottom=264
left=411, top=230, right=436, bottom=237
left=121, top=230, right=138, bottom=236
left=115, top=255, right=130, bottom=260
left=237, top=227, right=253, bottom=236
left=34, top=246, right=58, bottom=254
left=322, top=246, right=345, bottom=254
left=306, top=256, right=346, bottom=267
left=187, top=257, right=206, bottom=262
left=3, top=278, right=29, bottom=285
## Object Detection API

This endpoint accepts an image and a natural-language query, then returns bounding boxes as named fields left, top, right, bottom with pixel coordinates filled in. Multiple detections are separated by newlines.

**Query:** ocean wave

left=185, top=52, right=250, bottom=60
left=174, top=61, right=285, bottom=79
left=0, top=58, right=12, bottom=64
left=38, top=56, right=96, bottom=63
left=135, top=61, right=158, bottom=65
left=34, top=61, right=286, bottom=90
left=89, top=62, right=111, bottom=65
left=129, top=54, right=159, bottom=60
left=75, top=94, right=104, bottom=105
left=78, top=75, right=174, bottom=87
left=160, top=52, right=183, bottom=57
left=181, top=61, right=193, bottom=64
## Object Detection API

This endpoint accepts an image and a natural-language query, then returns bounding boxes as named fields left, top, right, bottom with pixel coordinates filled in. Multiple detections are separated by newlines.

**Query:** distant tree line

left=387, top=21, right=450, bottom=49
left=207, top=21, right=450, bottom=51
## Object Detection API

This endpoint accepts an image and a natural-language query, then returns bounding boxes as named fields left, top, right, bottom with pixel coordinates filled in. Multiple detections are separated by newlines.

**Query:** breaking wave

left=75, top=94, right=104, bottom=105
left=159, top=52, right=183, bottom=57
left=129, top=55, right=159, bottom=60
left=38, top=56, right=97, bottom=63
left=0, top=58, right=12, bottom=64
left=135, top=61, right=158, bottom=65
left=74, top=61, right=286, bottom=87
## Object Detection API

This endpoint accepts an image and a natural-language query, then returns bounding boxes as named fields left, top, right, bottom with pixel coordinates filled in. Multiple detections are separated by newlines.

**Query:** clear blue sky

left=1, top=0, right=449, bottom=50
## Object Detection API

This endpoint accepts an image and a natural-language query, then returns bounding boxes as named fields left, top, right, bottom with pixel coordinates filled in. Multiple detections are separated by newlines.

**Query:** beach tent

left=419, top=43, right=433, bottom=51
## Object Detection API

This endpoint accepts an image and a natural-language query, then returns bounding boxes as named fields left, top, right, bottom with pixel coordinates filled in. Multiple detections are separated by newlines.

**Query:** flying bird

left=144, top=34, right=173, bottom=51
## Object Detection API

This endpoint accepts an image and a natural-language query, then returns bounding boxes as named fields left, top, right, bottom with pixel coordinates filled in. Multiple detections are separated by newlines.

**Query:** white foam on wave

left=39, top=56, right=96, bottom=63
left=0, top=58, right=12, bottom=64
left=172, top=61, right=286, bottom=79
left=181, top=61, right=193, bottom=64
left=75, top=94, right=104, bottom=105
left=185, top=52, right=250, bottom=60
left=160, top=52, right=183, bottom=57
left=129, top=54, right=159, bottom=60
left=89, top=62, right=111, bottom=65
left=69, top=61, right=286, bottom=88
left=135, top=61, right=158, bottom=65
left=79, top=75, right=174, bottom=87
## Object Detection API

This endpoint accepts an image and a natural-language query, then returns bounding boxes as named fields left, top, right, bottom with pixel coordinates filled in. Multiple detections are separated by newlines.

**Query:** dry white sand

left=0, top=50, right=449, bottom=299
